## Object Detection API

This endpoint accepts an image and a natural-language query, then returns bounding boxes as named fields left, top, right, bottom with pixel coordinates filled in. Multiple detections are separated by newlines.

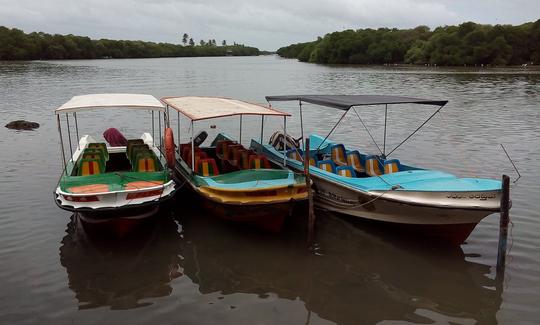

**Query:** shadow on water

left=59, top=192, right=502, bottom=323
left=59, top=211, right=184, bottom=310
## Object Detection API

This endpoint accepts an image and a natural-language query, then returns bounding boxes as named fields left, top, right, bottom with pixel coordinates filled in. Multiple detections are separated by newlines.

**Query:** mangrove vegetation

left=277, top=20, right=540, bottom=66
left=0, top=26, right=260, bottom=60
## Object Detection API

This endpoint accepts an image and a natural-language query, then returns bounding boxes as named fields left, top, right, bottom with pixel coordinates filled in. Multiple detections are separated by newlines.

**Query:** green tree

left=182, top=33, right=188, bottom=45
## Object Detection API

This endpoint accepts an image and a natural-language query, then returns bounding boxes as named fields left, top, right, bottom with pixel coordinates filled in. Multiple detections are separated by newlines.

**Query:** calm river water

left=1, top=56, right=539, bottom=324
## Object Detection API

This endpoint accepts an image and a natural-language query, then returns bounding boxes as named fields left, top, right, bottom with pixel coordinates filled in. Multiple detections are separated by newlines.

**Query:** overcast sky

left=0, top=0, right=538, bottom=50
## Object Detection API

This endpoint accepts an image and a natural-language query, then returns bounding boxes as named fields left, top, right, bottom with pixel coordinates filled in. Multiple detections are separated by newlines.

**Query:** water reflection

left=59, top=212, right=183, bottom=310
left=178, top=205, right=502, bottom=324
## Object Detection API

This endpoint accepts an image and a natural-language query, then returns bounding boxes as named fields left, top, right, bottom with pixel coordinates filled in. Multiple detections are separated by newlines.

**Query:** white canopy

left=161, top=96, right=290, bottom=121
left=55, top=93, right=165, bottom=114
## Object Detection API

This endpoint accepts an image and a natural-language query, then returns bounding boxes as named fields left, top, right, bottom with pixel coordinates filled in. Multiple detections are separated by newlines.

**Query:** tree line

left=0, top=26, right=260, bottom=60
left=277, top=20, right=540, bottom=66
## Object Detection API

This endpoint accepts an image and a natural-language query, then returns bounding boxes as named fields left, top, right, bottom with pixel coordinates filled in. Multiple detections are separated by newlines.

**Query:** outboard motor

left=269, top=131, right=300, bottom=151
left=193, top=131, right=208, bottom=147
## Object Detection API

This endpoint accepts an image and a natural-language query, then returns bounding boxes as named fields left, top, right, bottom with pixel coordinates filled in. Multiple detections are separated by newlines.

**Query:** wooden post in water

left=497, top=174, right=511, bottom=274
left=304, top=138, right=315, bottom=246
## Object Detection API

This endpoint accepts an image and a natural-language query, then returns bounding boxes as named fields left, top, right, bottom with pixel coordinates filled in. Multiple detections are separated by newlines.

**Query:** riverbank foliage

left=277, top=20, right=540, bottom=66
left=0, top=26, right=260, bottom=60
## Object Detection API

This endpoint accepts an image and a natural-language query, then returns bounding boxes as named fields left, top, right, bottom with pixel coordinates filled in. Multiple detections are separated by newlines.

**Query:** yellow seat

left=286, top=149, right=303, bottom=161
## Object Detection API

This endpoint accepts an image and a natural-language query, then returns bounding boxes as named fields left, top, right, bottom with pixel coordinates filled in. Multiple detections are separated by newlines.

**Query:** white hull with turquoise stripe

left=254, top=134, right=502, bottom=244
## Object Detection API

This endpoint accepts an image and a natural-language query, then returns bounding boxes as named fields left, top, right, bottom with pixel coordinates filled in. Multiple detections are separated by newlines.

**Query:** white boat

left=255, top=94, right=506, bottom=244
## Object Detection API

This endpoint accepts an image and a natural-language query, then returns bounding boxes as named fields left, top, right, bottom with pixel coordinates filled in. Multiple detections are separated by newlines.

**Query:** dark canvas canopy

left=265, top=95, right=448, bottom=110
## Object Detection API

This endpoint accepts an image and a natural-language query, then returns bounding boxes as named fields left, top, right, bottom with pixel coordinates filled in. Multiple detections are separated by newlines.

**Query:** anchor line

left=500, top=144, right=521, bottom=183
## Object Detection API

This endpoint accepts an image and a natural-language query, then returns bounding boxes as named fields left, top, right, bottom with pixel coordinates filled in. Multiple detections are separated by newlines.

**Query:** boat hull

left=308, top=171, right=497, bottom=244
left=56, top=196, right=172, bottom=237
left=173, top=166, right=302, bottom=232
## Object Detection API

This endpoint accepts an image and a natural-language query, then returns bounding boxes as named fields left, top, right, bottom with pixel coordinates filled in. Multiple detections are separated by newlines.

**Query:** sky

left=0, top=0, right=538, bottom=51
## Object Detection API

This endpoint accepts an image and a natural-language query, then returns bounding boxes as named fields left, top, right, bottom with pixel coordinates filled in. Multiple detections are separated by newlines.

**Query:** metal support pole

left=299, top=101, right=305, bottom=149
left=73, top=112, right=80, bottom=149
left=158, top=111, right=162, bottom=149
left=239, top=115, right=243, bottom=144
left=177, top=110, right=181, bottom=157
left=65, top=114, right=73, bottom=158
left=497, top=175, right=511, bottom=275
left=260, top=115, right=264, bottom=144
left=383, top=104, right=388, bottom=158
left=305, top=138, right=315, bottom=247
left=283, top=116, right=287, bottom=166
left=152, top=111, right=155, bottom=144
left=191, top=120, right=195, bottom=172
left=57, top=115, right=67, bottom=175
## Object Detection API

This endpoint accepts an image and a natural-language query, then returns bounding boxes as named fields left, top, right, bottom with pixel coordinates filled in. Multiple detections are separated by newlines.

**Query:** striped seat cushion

left=383, top=159, right=401, bottom=174
left=330, top=144, right=347, bottom=166
left=317, top=159, right=336, bottom=173
left=336, top=166, right=356, bottom=178
left=346, top=150, right=364, bottom=172
left=365, top=156, right=382, bottom=176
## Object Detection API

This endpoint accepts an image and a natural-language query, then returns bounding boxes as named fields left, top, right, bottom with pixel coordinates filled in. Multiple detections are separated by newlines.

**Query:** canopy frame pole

left=177, top=110, right=181, bottom=158
left=283, top=116, right=287, bottom=166
left=299, top=101, right=305, bottom=149
left=57, top=115, right=67, bottom=175
left=316, top=107, right=349, bottom=151
left=387, top=104, right=445, bottom=156
left=260, top=115, right=264, bottom=145
left=383, top=104, right=388, bottom=158
left=239, top=115, right=243, bottom=144
left=65, top=114, right=73, bottom=158
left=73, top=112, right=80, bottom=150
left=191, top=120, right=195, bottom=172
left=352, top=107, right=383, bottom=156
left=158, top=111, right=162, bottom=151
left=152, top=111, right=155, bottom=144
left=166, top=105, right=170, bottom=128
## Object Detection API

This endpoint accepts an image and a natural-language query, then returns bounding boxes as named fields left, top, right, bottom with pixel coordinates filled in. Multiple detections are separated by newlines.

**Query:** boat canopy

left=161, top=96, right=290, bottom=121
left=265, top=95, right=448, bottom=110
left=55, top=94, right=165, bottom=114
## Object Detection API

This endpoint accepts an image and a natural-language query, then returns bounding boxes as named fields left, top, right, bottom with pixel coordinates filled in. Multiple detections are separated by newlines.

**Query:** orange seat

left=79, top=159, right=102, bottom=176
left=136, top=157, right=156, bottom=172
left=195, top=158, right=220, bottom=176
left=248, top=155, right=271, bottom=169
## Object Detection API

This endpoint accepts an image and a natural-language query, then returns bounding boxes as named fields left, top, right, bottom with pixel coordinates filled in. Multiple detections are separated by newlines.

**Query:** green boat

left=54, top=94, right=176, bottom=236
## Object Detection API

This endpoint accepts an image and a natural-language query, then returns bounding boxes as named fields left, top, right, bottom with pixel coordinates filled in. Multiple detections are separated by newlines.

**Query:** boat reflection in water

left=59, top=202, right=502, bottom=323
left=59, top=212, right=183, bottom=310
left=178, top=206, right=502, bottom=324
